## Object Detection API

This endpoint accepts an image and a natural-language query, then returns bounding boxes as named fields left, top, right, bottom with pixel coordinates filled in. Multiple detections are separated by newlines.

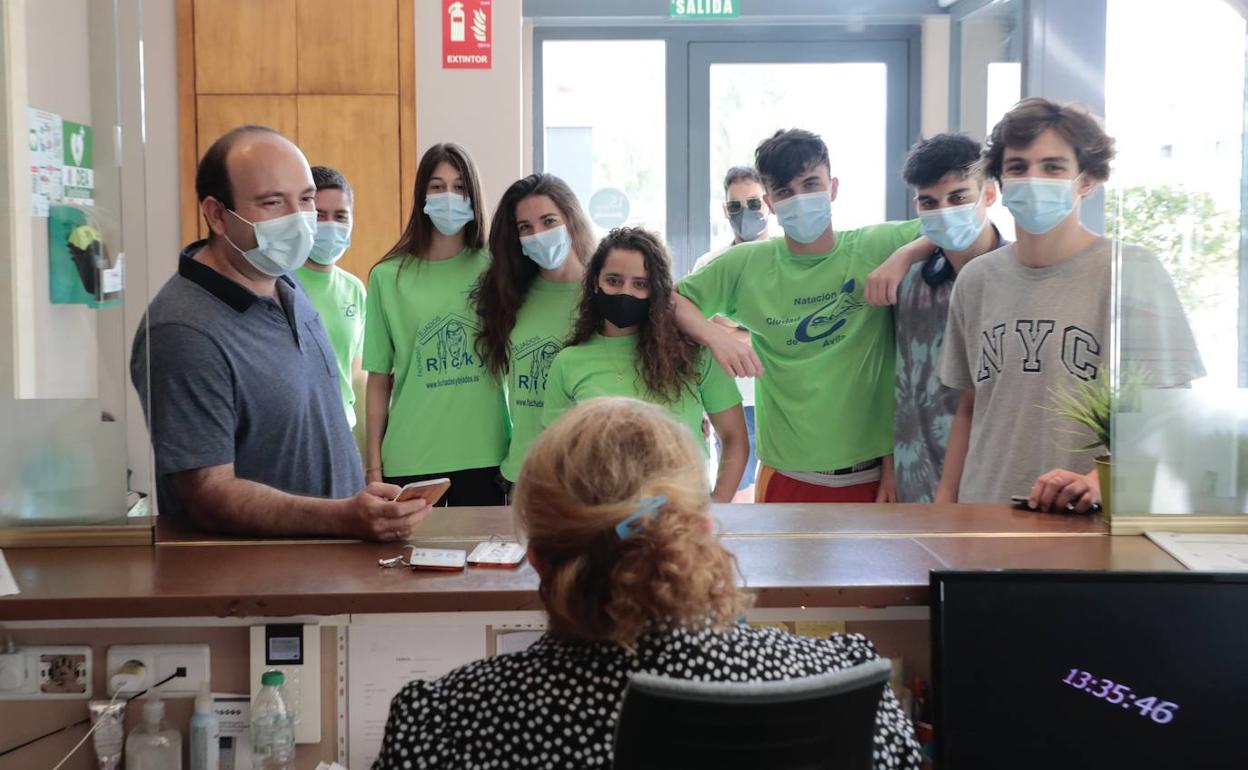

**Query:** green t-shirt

left=362, top=249, right=508, bottom=475
left=541, top=333, right=742, bottom=453
left=295, top=265, right=366, bottom=429
left=499, top=278, right=581, bottom=482
left=678, top=221, right=921, bottom=472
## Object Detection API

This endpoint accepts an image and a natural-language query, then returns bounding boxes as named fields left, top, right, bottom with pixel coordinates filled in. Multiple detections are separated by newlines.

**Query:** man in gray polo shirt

left=132, top=125, right=428, bottom=540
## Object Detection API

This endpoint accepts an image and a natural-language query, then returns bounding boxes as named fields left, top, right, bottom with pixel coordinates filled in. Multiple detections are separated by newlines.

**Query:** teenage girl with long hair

left=542, top=227, right=749, bottom=502
left=362, top=143, right=507, bottom=506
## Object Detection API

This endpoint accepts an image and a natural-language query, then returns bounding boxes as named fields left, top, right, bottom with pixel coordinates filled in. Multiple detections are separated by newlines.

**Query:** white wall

left=415, top=0, right=525, bottom=211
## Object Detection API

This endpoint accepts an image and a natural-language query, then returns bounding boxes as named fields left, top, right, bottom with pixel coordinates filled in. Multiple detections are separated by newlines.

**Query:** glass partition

left=1105, top=0, right=1248, bottom=525
left=0, top=0, right=148, bottom=537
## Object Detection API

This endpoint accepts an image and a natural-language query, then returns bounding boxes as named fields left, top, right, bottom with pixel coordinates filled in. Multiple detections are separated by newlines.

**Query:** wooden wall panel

left=297, top=0, right=399, bottom=95
left=297, top=95, right=402, bottom=281
left=177, top=0, right=199, bottom=246
left=398, top=0, right=417, bottom=220
left=193, top=95, right=299, bottom=238
left=193, top=0, right=297, bottom=94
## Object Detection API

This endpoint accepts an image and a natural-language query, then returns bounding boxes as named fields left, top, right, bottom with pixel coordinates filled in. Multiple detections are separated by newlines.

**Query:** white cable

left=48, top=689, right=123, bottom=770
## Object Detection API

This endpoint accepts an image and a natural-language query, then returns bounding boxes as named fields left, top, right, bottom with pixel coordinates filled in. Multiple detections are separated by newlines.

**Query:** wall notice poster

left=61, top=121, right=94, bottom=206
left=443, top=0, right=491, bottom=69
left=28, top=108, right=63, bottom=217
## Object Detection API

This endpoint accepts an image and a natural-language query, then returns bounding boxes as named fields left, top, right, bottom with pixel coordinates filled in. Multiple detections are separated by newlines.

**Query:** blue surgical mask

left=772, top=190, right=832, bottom=244
left=225, top=209, right=316, bottom=276
left=520, top=224, right=571, bottom=270
left=308, top=221, right=352, bottom=265
left=1002, top=177, right=1078, bottom=235
left=919, top=201, right=986, bottom=253
left=424, top=192, right=475, bottom=236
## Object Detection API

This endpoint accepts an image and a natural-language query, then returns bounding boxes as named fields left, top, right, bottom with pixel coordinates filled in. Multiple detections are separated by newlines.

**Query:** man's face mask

left=726, top=197, right=767, bottom=242
left=224, top=208, right=317, bottom=276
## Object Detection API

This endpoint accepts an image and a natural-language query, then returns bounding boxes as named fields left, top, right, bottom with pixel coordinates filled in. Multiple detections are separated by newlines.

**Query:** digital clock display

left=1060, top=668, right=1178, bottom=724
left=932, top=571, right=1248, bottom=770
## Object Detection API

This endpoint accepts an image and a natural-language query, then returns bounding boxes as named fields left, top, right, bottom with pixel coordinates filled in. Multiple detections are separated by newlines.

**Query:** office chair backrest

left=613, top=656, right=892, bottom=770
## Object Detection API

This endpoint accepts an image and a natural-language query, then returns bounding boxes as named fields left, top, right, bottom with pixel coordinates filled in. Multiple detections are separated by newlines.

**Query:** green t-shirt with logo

left=500, top=278, right=581, bottom=482
left=362, top=249, right=508, bottom=475
left=295, top=265, right=366, bottom=429
left=541, top=333, right=742, bottom=453
left=678, top=221, right=922, bottom=472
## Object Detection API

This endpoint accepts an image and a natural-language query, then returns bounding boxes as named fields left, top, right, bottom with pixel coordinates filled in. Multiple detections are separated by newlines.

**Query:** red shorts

left=755, top=463, right=880, bottom=503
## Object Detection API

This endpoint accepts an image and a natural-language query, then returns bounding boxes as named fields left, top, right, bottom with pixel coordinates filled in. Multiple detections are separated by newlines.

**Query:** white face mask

left=224, top=209, right=317, bottom=276
left=520, top=225, right=572, bottom=270
left=772, top=190, right=832, bottom=244
left=309, top=221, right=353, bottom=265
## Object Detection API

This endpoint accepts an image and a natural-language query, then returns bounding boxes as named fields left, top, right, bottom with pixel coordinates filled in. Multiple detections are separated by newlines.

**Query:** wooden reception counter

left=0, top=504, right=1182, bottom=622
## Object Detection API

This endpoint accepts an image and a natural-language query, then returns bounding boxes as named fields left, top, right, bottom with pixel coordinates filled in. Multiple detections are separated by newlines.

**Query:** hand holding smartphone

left=393, top=478, right=451, bottom=507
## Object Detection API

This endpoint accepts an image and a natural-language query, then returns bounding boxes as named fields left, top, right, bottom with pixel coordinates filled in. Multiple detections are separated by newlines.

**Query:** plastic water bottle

left=250, top=671, right=295, bottom=769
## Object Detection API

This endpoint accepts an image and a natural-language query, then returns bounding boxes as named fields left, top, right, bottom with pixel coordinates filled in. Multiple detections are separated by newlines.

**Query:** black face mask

left=593, top=291, right=650, bottom=329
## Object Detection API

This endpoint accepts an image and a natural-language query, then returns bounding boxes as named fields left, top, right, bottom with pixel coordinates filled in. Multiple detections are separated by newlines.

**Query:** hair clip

left=614, top=495, right=669, bottom=540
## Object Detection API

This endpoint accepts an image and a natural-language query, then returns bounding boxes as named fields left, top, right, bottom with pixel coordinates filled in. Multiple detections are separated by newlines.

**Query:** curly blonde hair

left=513, top=397, right=752, bottom=648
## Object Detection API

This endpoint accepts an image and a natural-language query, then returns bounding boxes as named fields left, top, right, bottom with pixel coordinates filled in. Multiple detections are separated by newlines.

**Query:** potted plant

left=1045, top=367, right=1149, bottom=516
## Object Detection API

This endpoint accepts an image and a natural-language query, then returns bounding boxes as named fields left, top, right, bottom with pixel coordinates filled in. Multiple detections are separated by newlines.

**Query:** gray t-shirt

left=131, top=242, right=365, bottom=519
left=939, top=237, right=1204, bottom=504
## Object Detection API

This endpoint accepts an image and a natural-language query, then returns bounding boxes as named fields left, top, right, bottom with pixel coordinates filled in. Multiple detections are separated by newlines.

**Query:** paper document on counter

left=347, top=625, right=486, bottom=770
left=0, top=550, right=18, bottom=596
left=1146, top=531, right=1248, bottom=571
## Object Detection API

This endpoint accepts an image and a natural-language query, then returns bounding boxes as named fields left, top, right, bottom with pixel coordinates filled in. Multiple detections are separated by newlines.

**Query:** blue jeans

left=715, top=405, right=757, bottom=490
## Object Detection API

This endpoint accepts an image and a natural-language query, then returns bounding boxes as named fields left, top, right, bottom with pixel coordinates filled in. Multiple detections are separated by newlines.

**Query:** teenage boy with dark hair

left=936, top=98, right=1204, bottom=511
left=891, top=133, right=1006, bottom=502
left=675, top=129, right=926, bottom=503
left=295, top=166, right=367, bottom=440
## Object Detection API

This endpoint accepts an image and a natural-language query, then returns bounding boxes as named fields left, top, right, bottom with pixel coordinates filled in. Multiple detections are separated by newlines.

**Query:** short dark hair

left=983, top=97, right=1116, bottom=183
left=722, top=166, right=762, bottom=195
left=902, top=133, right=983, bottom=188
left=310, top=165, right=354, bottom=203
left=754, top=129, right=831, bottom=191
left=195, top=125, right=281, bottom=210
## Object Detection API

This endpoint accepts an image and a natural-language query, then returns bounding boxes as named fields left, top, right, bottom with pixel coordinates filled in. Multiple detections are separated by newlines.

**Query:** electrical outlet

left=107, top=644, right=210, bottom=698
left=0, top=646, right=92, bottom=700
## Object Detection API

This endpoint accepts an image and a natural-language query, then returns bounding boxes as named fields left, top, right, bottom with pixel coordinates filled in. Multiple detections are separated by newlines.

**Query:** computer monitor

left=931, top=570, right=1248, bottom=770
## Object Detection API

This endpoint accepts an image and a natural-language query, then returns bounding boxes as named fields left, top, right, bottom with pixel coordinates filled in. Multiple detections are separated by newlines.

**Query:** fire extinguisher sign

left=443, top=0, right=492, bottom=70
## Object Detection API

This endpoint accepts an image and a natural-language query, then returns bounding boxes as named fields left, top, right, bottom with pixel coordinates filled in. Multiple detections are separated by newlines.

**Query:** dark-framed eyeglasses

left=725, top=198, right=764, bottom=215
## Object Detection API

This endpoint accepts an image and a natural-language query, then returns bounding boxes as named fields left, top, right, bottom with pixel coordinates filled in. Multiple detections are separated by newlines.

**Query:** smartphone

left=394, top=478, right=451, bottom=507
left=467, top=541, right=526, bottom=568
left=1011, top=495, right=1102, bottom=514
left=404, top=548, right=467, bottom=572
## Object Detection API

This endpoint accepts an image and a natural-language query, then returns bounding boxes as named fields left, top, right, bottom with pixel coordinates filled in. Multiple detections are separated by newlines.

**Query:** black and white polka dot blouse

left=373, top=623, right=924, bottom=769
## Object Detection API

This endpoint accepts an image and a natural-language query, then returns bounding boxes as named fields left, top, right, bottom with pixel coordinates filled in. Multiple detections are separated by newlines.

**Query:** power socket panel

left=0, top=645, right=92, bottom=700
left=106, top=644, right=210, bottom=698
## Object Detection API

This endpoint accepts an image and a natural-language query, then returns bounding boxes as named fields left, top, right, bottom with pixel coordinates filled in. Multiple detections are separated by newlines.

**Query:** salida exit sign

left=670, top=0, right=739, bottom=19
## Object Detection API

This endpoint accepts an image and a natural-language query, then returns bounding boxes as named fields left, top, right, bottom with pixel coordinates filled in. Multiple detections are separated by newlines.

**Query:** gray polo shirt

left=131, top=241, right=365, bottom=519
